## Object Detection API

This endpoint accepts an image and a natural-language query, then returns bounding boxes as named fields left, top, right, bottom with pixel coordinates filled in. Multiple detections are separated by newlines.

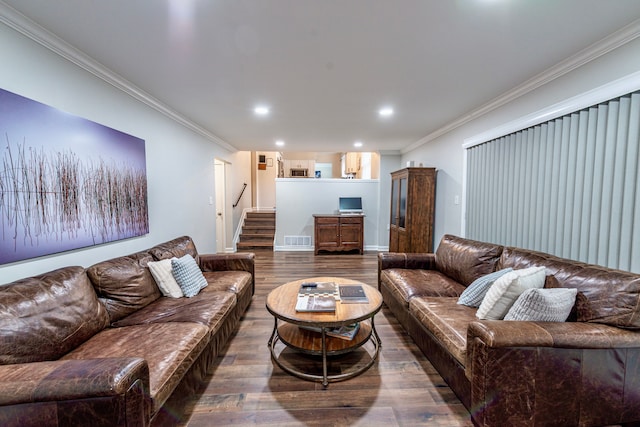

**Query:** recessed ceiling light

left=275, top=140, right=285, bottom=146
left=379, top=107, right=394, bottom=117
left=254, top=106, right=270, bottom=116
left=354, top=141, right=363, bottom=148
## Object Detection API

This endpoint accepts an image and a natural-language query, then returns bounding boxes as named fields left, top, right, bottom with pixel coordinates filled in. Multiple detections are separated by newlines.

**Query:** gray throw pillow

left=171, top=254, right=208, bottom=297
left=504, top=288, right=578, bottom=322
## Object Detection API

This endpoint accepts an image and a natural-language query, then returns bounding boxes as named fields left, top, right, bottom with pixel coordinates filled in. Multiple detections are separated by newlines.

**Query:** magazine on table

left=298, top=281, right=338, bottom=296
left=295, top=294, right=336, bottom=312
left=299, top=323, right=361, bottom=340
left=338, top=284, right=369, bottom=303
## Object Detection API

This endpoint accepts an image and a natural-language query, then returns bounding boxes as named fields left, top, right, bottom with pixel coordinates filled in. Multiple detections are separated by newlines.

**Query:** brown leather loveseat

left=0, top=236, right=254, bottom=427
left=379, top=234, right=640, bottom=427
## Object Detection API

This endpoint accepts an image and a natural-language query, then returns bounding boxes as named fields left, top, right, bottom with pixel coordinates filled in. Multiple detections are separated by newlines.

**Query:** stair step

left=237, top=241, right=274, bottom=250
left=242, top=226, right=275, bottom=234
left=239, top=234, right=273, bottom=241
left=245, top=219, right=274, bottom=225
left=244, top=219, right=275, bottom=228
left=246, top=212, right=275, bottom=219
left=238, top=211, right=276, bottom=251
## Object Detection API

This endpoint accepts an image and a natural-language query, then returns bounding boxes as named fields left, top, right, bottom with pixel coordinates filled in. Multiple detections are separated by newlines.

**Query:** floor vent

left=284, top=236, right=311, bottom=246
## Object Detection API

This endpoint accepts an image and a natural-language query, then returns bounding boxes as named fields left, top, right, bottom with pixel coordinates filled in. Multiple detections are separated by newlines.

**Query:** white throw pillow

left=504, top=288, right=578, bottom=322
left=457, top=268, right=513, bottom=307
left=476, top=266, right=546, bottom=320
left=148, top=258, right=184, bottom=298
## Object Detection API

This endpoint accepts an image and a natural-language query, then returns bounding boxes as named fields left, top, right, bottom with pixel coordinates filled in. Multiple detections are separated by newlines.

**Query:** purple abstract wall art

left=0, top=88, right=148, bottom=265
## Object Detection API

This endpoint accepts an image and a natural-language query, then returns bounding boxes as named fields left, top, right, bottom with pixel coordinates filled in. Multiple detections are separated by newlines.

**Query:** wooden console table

left=313, top=214, right=364, bottom=255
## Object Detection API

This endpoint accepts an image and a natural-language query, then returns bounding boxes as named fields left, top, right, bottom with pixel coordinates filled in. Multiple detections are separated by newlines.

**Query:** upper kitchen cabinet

left=344, top=152, right=361, bottom=175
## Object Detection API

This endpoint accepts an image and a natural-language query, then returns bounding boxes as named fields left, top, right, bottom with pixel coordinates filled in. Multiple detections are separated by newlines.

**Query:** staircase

left=236, top=211, right=275, bottom=251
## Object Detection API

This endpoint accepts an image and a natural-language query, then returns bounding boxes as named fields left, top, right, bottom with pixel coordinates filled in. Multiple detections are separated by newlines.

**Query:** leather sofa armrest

left=0, top=358, right=150, bottom=427
left=467, top=320, right=639, bottom=349
left=467, top=321, right=640, bottom=426
left=378, top=252, right=436, bottom=271
left=199, top=253, right=255, bottom=273
left=378, top=252, right=436, bottom=289
left=199, top=253, right=255, bottom=294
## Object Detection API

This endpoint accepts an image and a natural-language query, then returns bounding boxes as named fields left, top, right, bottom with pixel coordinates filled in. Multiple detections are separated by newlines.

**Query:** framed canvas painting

left=0, top=88, right=148, bottom=265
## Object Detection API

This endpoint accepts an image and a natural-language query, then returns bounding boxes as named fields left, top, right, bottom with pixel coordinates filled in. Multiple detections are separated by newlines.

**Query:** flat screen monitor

left=339, top=197, right=363, bottom=213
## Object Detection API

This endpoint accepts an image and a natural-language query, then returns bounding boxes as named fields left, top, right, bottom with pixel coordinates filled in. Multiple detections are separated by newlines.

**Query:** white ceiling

left=3, top=0, right=640, bottom=153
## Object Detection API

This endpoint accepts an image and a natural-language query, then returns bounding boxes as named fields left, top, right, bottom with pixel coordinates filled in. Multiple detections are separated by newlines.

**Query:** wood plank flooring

left=176, top=251, right=472, bottom=426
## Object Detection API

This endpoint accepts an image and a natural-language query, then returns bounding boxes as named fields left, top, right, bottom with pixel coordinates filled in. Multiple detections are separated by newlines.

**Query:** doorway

left=214, top=158, right=227, bottom=253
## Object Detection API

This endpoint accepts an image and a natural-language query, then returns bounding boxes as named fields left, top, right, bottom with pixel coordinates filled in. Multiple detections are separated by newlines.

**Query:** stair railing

left=233, top=183, right=247, bottom=208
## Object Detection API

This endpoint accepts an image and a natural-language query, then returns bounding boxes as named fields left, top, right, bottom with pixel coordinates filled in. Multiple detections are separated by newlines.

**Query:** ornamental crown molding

left=0, top=1, right=235, bottom=152
left=403, top=18, right=640, bottom=154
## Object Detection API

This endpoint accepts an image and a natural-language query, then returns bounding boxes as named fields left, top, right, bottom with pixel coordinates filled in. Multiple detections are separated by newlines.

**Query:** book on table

left=295, top=294, right=336, bottom=312
left=295, top=281, right=338, bottom=312
left=338, top=284, right=369, bottom=303
left=299, top=323, right=361, bottom=340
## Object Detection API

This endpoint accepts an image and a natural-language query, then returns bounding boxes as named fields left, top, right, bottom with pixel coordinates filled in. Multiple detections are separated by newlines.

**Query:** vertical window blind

left=465, top=91, right=640, bottom=273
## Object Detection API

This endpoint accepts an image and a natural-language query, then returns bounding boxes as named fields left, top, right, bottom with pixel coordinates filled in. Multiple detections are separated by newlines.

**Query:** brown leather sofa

left=379, top=234, right=640, bottom=427
left=0, top=236, right=254, bottom=427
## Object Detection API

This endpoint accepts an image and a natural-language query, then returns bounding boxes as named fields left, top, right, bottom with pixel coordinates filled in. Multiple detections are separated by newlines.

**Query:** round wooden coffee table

left=266, top=276, right=382, bottom=387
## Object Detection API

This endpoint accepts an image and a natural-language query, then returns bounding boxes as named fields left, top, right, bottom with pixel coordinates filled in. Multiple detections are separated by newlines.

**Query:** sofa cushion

left=202, top=270, right=253, bottom=295
left=476, top=267, right=546, bottom=320
left=458, top=268, right=513, bottom=307
left=61, top=322, right=208, bottom=415
left=148, top=236, right=199, bottom=262
left=112, top=287, right=235, bottom=335
left=409, top=297, right=477, bottom=366
left=435, top=235, right=504, bottom=286
left=0, top=267, right=109, bottom=364
left=380, top=268, right=466, bottom=305
left=87, top=251, right=162, bottom=323
left=504, top=288, right=578, bottom=322
left=498, top=246, right=640, bottom=329
left=148, top=258, right=183, bottom=298
left=172, top=254, right=208, bottom=297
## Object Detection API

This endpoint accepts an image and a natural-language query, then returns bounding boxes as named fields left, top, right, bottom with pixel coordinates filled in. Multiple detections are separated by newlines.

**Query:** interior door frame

left=214, top=158, right=228, bottom=253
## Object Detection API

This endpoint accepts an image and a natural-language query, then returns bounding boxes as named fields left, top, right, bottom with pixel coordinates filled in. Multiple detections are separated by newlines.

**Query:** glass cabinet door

left=390, top=178, right=399, bottom=226
left=399, top=177, right=407, bottom=228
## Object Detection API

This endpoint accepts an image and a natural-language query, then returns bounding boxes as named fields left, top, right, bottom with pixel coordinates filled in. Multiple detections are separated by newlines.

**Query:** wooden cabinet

left=283, top=159, right=316, bottom=177
left=344, top=153, right=360, bottom=174
left=389, top=167, right=436, bottom=253
left=313, top=214, right=364, bottom=255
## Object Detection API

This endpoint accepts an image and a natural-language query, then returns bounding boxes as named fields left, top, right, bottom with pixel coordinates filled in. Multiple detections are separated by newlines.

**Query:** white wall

left=0, top=22, right=247, bottom=283
left=402, top=37, right=640, bottom=247
left=275, top=179, right=380, bottom=250
left=256, top=151, right=278, bottom=208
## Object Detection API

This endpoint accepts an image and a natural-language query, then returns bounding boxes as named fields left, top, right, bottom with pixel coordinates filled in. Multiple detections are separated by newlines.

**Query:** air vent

left=284, top=236, right=311, bottom=246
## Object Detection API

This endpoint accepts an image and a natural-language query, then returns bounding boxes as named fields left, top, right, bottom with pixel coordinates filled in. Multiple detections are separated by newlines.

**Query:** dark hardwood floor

left=178, top=251, right=472, bottom=426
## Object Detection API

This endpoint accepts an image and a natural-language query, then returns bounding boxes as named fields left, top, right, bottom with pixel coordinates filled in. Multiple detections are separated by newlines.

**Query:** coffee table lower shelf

left=268, top=320, right=381, bottom=387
